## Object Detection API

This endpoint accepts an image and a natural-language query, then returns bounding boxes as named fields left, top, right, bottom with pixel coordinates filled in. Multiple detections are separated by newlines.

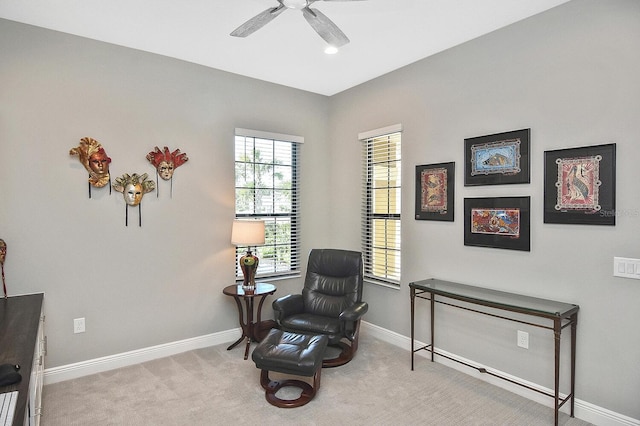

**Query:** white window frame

left=234, top=128, right=302, bottom=281
left=360, top=124, right=402, bottom=287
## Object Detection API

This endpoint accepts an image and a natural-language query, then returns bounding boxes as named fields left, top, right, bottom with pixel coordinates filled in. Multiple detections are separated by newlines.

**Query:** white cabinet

left=26, top=312, right=45, bottom=426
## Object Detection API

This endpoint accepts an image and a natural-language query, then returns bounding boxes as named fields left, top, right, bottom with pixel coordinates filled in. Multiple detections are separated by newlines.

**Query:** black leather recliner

left=272, top=248, right=368, bottom=367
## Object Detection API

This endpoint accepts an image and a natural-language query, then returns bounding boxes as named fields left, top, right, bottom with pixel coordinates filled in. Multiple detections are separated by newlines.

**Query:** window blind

left=360, top=126, right=402, bottom=285
left=234, top=128, right=302, bottom=280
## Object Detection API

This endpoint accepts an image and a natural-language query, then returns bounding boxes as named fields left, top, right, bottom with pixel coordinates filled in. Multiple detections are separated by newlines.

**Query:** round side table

left=223, top=282, right=277, bottom=360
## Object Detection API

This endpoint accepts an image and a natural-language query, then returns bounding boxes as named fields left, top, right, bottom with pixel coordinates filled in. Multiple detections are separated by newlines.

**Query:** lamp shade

left=231, top=220, right=265, bottom=246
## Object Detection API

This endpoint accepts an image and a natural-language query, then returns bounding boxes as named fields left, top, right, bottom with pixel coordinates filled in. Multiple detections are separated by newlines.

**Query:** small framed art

left=464, top=197, right=530, bottom=251
left=464, top=128, right=530, bottom=186
left=543, top=143, right=616, bottom=225
left=415, top=162, right=454, bottom=221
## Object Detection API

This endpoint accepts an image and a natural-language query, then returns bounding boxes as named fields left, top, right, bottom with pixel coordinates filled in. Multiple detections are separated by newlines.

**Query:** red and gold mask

left=70, top=137, right=112, bottom=187
left=146, top=146, right=188, bottom=180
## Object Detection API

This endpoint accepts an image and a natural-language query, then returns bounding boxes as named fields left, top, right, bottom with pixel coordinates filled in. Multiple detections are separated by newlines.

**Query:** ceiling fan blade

left=230, top=4, right=287, bottom=38
left=302, top=7, right=350, bottom=47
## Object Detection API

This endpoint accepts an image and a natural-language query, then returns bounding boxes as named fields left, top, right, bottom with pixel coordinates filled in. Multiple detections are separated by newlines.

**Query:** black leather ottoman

left=251, top=328, right=328, bottom=408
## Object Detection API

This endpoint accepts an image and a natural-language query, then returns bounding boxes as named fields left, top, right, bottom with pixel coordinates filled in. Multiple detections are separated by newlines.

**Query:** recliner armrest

left=272, top=294, right=304, bottom=320
left=339, top=302, right=368, bottom=322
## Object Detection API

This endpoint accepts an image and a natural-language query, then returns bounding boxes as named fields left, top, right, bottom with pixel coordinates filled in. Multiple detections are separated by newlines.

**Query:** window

left=234, top=128, right=302, bottom=280
left=360, top=125, right=402, bottom=286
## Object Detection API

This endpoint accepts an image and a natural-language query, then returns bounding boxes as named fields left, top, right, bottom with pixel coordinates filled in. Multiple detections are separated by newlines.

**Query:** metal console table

left=410, top=278, right=579, bottom=426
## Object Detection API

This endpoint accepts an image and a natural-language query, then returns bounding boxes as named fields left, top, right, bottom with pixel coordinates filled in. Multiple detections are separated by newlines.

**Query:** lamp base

left=240, top=251, right=259, bottom=294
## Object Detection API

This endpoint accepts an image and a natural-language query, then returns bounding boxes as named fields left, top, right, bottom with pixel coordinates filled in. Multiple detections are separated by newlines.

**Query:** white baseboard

left=360, top=321, right=640, bottom=426
left=44, top=328, right=240, bottom=385
left=44, top=323, right=639, bottom=426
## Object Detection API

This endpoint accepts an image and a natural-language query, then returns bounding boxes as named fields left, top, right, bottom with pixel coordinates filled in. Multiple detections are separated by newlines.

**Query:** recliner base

left=322, top=341, right=353, bottom=368
left=322, top=321, right=362, bottom=368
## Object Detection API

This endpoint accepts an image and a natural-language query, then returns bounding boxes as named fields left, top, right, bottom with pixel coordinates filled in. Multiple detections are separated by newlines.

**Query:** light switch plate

left=613, top=257, right=640, bottom=280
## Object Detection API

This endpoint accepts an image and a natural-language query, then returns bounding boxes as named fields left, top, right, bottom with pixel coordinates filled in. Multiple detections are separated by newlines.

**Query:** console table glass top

left=410, top=278, right=579, bottom=318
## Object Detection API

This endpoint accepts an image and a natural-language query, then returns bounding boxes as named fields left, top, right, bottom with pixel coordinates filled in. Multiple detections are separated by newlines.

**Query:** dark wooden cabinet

left=0, top=293, right=45, bottom=426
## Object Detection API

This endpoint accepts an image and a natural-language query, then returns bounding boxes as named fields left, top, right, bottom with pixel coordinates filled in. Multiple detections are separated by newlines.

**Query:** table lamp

left=231, top=219, right=265, bottom=293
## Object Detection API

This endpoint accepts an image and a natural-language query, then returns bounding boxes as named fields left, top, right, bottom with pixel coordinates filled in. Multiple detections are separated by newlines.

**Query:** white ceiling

left=0, top=0, right=570, bottom=96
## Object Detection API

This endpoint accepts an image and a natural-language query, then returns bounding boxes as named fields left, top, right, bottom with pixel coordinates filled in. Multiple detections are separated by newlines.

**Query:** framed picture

left=415, top=162, right=454, bottom=221
left=464, top=128, right=530, bottom=186
left=544, top=143, right=616, bottom=225
left=464, top=197, right=530, bottom=251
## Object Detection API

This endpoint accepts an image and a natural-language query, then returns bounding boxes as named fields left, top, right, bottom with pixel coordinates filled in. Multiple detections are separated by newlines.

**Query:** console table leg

left=554, top=319, right=561, bottom=426
left=410, top=287, right=415, bottom=370
left=570, top=312, right=578, bottom=417
left=430, top=292, right=435, bottom=362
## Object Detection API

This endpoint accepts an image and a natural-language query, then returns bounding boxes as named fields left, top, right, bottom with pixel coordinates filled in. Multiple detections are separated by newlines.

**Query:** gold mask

left=113, top=173, right=155, bottom=206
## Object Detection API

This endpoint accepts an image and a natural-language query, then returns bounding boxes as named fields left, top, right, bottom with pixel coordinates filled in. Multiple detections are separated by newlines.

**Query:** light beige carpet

left=41, top=333, right=592, bottom=425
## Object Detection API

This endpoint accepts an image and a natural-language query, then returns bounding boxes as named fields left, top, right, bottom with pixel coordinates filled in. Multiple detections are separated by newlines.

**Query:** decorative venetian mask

left=0, top=239, right=6, bottom=298
left=113, top=173, right=155, bottom=206
left=69, top=137, right=112, bottom=188
left=0, top=239, right=6, bottom=266
left=146, top=146, right=188, bottom=180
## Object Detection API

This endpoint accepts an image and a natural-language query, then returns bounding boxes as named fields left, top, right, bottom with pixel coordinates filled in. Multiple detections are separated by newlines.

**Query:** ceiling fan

left=230, top=0, right=366, bottom=48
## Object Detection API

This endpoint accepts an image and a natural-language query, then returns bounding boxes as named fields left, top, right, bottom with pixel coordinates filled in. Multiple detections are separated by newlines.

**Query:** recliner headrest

left=307, top=249, right=362, bottom=278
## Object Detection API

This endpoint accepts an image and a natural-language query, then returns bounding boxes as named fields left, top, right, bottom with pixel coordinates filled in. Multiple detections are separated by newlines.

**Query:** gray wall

left=0, top=18, right=329, bottom=365
left=328, top=0, right=640, bottom=419
left=1, top=0, right=639, bottom=420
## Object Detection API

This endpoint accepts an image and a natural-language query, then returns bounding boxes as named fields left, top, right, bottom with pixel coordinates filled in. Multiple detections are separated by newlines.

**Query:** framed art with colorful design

left=544, top=143, right=616, bottom=225
left=415, top=162, right=454, bottom=221
left=464, top=197, right=530, bottom=251
left=464, top=129, right=530, bottom=186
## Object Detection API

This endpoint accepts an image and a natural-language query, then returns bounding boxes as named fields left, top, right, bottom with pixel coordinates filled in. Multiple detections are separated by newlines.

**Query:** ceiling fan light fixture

left=282, top=0, right=308, bottom=9
left=324, top=45, right=339, bottom=54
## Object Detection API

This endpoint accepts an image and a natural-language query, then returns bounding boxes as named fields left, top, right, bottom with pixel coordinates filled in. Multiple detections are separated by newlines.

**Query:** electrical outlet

left=517, top=330, right=529, bottom=349
left=74, top=317, right=86, bottom=334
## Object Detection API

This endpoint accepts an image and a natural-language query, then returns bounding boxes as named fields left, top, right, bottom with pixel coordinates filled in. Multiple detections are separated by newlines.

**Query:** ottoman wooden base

left=260, top=368, right=321, bottom=408
left=252, top=329, right=328, bottom=408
